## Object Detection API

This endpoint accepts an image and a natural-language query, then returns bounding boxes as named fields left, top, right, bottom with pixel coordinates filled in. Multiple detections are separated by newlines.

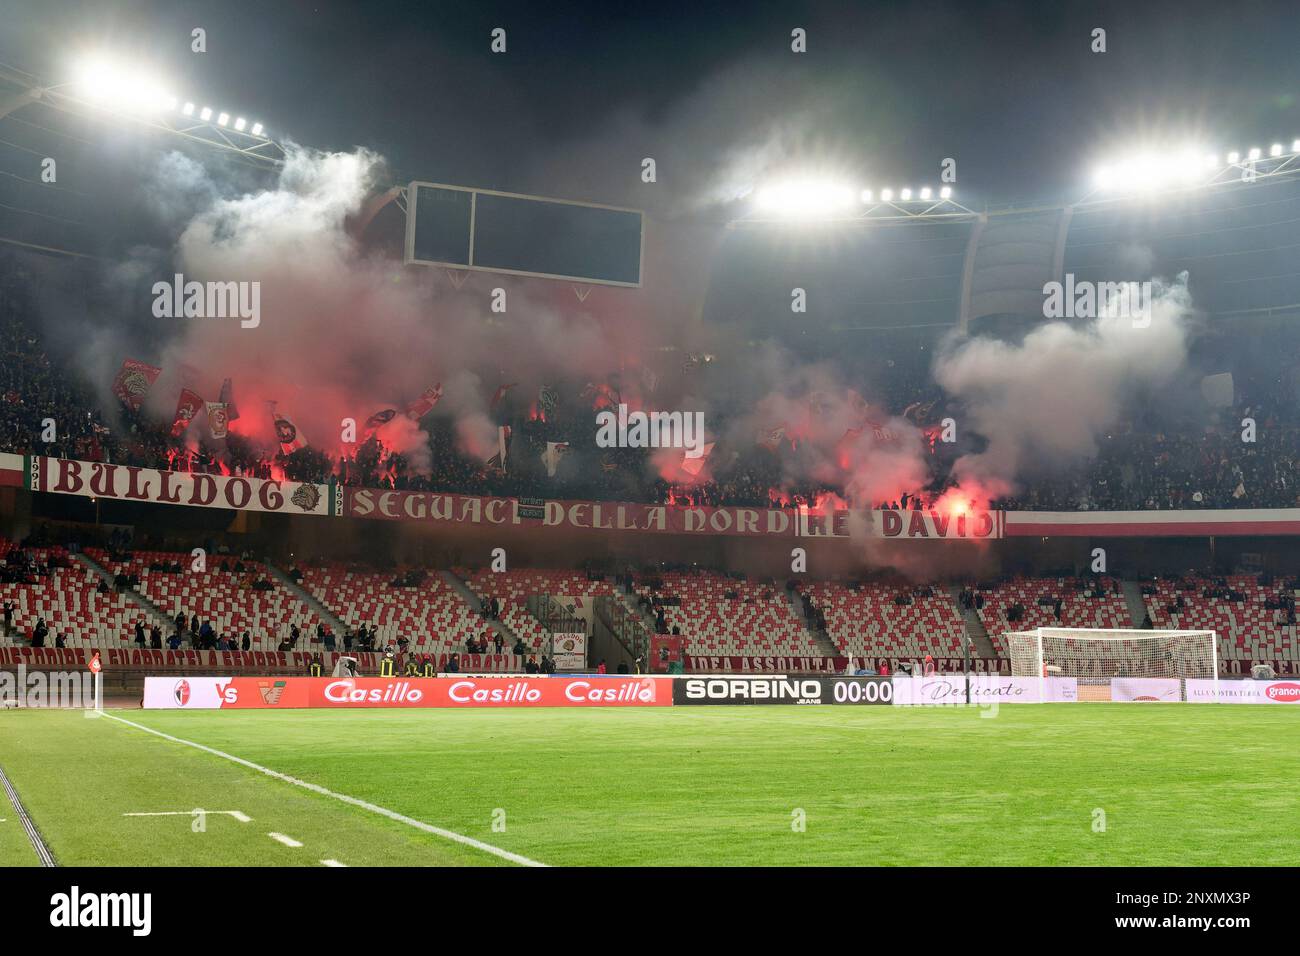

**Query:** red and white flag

left=405, top=383, right=443, bottom=420
left=680, top=442, right=715, bottom=477
left=111, top=359, right=161, bottom=411
left=490, top=382, right=518, bottom=410
left=170, top=388, right=204, bottom=437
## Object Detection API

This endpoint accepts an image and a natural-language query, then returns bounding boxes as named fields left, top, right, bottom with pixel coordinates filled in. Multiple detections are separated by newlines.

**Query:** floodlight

left=1270, top=143, right=1283, bottom=157
left=251, top=123, right=264, bottom=136
left=1247, top=147, right=1260, bottom=160
left=753, top=178, right=856, bottom=218
left=217, top=112, right=230, bottom=127
left=919, top=187, right=932, bottom=200
left=72, top=56, right=172, bottom=113
left=939, top=186, right=952, bottom=199
left=900, top=188, right=912, bottom=200
left=200, top=107, right=212, bottom=120
left=860, top=189, right=872, bottom=202
left=165, top=96, right=178, bottom=111
left=880, top=188, right=893, bottom=201
left=1227, top=151, right=1239, bottom=163
left=182, top=102, right=195, bottom=116
left=1293, top=139, right=1300, bottom=153
left=1175, top=151, right=1203, bottom=182
left=73, top=56, right=117, bottom=101
left=234, top=117, right=246, bottom=131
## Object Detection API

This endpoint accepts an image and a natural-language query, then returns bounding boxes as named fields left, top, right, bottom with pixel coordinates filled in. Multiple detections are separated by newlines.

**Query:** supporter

left=3, top=282, right=1300, bottom=512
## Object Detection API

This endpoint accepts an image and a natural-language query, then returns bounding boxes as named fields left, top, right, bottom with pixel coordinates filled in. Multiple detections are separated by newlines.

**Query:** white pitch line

left=101, top=713, right=545, bottom=867
left=321, top=859, right=346, bottom=867
left=123, top=810, right=251, bottom=822
left=268, top=832, right=303, bottom=848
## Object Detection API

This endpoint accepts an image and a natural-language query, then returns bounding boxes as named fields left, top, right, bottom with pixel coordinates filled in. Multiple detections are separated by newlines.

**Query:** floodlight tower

left=0, top=57, right=285, bottom=169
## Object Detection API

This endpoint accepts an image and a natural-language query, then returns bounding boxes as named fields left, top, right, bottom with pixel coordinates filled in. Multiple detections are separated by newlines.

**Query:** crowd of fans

left=3, top=287, right=1298, bottom=513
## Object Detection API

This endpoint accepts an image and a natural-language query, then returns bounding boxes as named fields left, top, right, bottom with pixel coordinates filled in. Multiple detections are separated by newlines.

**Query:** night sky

left=3, top=0, right=1299, bottom=213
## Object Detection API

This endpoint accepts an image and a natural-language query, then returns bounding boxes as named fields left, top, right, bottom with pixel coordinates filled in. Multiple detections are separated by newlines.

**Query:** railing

left=595, top=595, right=651, bottom=664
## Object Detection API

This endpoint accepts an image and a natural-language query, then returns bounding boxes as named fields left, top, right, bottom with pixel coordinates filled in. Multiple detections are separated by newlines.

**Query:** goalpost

left=1005, top=628, right=1218, bottom=702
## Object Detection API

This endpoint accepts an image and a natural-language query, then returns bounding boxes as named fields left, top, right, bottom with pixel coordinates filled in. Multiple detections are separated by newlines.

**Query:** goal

left=1005, top=628, right=1218, bottom=701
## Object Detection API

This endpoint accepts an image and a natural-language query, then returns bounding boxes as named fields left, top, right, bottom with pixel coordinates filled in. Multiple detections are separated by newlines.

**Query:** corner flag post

left=88, top=650, right=103, bottom=714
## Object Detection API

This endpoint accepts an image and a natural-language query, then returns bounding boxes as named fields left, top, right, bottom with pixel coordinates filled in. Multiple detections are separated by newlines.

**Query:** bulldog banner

left=27, top=456, right=334, bottom=517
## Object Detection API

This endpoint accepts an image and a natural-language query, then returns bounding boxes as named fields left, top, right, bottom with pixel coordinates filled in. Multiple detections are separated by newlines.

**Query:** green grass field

left=0, top=704, right=1296, bottom=866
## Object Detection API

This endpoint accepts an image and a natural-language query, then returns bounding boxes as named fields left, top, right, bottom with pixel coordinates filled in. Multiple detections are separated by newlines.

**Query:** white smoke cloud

left=935, top=273, right=1195, bottom=498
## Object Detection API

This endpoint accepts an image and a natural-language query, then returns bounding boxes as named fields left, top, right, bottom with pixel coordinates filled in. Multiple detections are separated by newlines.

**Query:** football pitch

left=0, top=704, right=1295, bottom=867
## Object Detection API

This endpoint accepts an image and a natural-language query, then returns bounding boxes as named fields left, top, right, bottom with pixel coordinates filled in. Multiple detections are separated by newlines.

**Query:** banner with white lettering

left=143, top=675, right=672, bottom=709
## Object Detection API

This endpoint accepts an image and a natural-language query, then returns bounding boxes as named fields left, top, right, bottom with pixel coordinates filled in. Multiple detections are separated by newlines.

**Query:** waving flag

left=365, top=408, right=398, bottom=432
left=218, top=377, right=241, bottom=421
left=680, top=442, right=715, bottom=477
left=111, top=359, right=161, bottom=411
left=484, top=425, right=511, bottom=471
left=205, top=402, right=229, bottom=439
left=169, top=389, right=204, bottom=437
left=538, top=385, right=559, bottom=414
left=267, top=402, right=307, bottom=454
left=490, top=382, right=518, bottom=410
left=757, top=425, right=786, bottom=453
left=404, top=383, right=443, bottom=420
left=542, top=440, right=570, bottom=478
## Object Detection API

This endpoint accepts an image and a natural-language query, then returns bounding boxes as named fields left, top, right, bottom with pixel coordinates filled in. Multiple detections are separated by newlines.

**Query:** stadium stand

left=633, top=571, right=822, bottom=657
left=85, top=548, right=320, bottom=648
left=460, top=568, right=615, bottom=651
left=1144, top=575, right=1299, bottom=666
left=973, top=576, right=1133, bottom=656
left=800, top=581, right=966, bottom=661
left=0, top=542, right=155, bottom=648
left=299, top=564, right=494, bottom=655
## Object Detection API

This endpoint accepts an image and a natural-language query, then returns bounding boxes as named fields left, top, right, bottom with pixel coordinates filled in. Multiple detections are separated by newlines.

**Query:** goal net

left=1005, top=628, right=1218, bottom=701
